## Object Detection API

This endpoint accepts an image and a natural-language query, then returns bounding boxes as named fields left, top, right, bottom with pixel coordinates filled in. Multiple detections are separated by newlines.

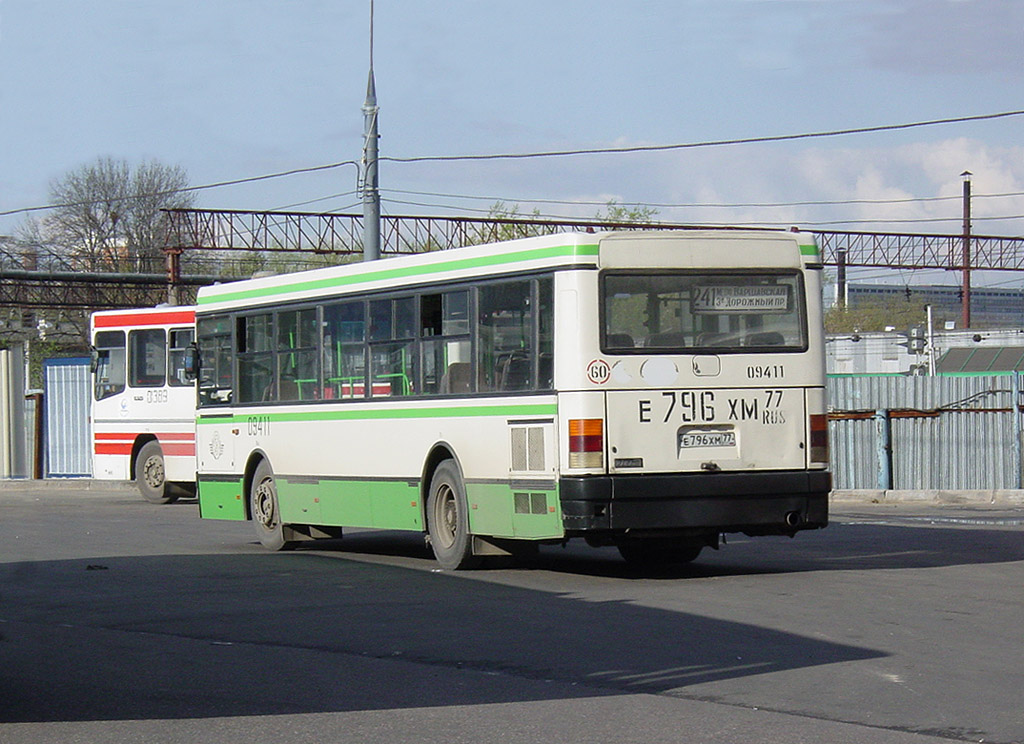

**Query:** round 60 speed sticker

left=586, top=358, right=611, bottom=384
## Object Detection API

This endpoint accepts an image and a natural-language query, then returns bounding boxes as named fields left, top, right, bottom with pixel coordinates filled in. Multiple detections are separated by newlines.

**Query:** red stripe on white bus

left=95, top=442, right=196, bottom=456
left=94, top=432, right=195, bottom=455
left=93, top=310, right=195, bottom=328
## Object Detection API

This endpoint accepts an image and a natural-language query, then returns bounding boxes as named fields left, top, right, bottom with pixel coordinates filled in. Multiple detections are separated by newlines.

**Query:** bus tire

left=427, top=460, right=479, bottom=570
left=135, top=440, right=177, bottom=505
left=617, top=537, right=703, bottom=566
left=250, top=459, right=294, bottom=551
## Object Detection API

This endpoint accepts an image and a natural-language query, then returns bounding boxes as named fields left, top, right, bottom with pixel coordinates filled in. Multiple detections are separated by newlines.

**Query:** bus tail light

left=809, top=414, right=829, bottom=465
left=569, top=418, right=604, bottom=469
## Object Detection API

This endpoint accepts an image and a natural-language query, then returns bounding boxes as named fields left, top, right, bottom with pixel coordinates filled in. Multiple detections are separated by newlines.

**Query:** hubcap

left=435, top=484, right=457, bottom=548
left=253, top=478, right=277, bottom=529
left=143, top=456, right=164, bottom=489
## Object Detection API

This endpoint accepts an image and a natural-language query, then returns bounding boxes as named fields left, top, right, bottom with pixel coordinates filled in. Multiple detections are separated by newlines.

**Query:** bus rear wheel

left=250, top=460, right=294, bottom=551
left=135, top=440, right=177, bottom=504
left=427, top=461, right=479, bottom=570
left=617, top=537, right=703, bottom=566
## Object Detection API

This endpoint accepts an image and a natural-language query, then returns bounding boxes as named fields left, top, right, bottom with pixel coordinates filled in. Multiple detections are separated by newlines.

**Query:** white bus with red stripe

left=90, top=306, right=197, bottom=503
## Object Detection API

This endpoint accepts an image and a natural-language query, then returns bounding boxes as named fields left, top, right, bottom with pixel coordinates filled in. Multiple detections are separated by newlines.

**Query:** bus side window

left=477, top=280, right=532, bottom=393
left=168, top=328, right=194, bottom=386
left=277, top=308, right=318, bottom=402
left=370, top=297, right=416, bottom=398
left=93, top=330, right=126, bottom=400
left=128, top=329, right=166, bottom=387
left=238, top=314, right=274, bottom=403
left=323, top=301, right=365, bottom=399
left=422, top=290, right=471, bottom=396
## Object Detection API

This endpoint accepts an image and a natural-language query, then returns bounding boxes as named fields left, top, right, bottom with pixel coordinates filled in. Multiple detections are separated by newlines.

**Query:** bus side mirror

left=183, top=343, right=200, bottom=382
left=89, top=346, right=99, bottom=374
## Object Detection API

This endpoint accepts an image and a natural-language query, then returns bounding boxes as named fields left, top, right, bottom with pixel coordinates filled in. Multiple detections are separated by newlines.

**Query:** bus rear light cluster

left=568, top=418, right=604, bottom=469
left=809, top=414, right=829, bottom=465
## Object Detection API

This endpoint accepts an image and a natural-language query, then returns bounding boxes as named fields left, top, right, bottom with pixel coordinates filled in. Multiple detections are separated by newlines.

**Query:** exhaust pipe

left=784, top=511, right=803, bottom=528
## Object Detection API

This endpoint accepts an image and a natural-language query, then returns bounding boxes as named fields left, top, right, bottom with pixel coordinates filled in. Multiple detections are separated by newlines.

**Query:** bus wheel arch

left=133, top=437, right=177, bottom=505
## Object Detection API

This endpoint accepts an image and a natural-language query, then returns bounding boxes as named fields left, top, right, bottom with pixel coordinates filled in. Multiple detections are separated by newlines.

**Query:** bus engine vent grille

left=511, top=426, right=546, bottom=472
left=514, top=492, right=548, bottom=515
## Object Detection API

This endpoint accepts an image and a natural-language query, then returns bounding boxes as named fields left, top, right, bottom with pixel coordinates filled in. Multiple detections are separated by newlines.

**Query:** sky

left=1, top=0, right=1023, bottom=286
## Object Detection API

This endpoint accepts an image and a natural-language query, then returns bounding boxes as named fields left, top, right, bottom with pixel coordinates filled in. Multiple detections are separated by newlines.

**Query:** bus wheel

left=135, top=440, right=177, bottom=505
left=427, top=461, right=479, bottom=570
left=250, top=460, right=293, bottom=551
left=617, top=537, right=703, bottom=566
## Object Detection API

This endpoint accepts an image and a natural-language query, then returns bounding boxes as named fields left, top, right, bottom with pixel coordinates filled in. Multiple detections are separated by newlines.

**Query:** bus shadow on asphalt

left=297, top=519, right=1024, bottom=580
left=0, top=548, right=886, bottom=724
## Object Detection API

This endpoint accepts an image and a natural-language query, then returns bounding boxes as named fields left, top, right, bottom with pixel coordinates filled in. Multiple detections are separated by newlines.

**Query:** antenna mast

left=361, top=0, right=381, bottom=261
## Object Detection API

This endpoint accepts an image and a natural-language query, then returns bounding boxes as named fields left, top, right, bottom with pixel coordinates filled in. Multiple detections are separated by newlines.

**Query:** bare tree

left=44, top=157, right=195, bottom=273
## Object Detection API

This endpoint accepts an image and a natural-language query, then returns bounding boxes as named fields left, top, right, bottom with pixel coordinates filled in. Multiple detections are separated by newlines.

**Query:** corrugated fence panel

left=44, top=357, right=91, bottom=477
left=828, top=375, right=1014, bottom=412
left=828, top=418, right=877, bottom=489
left=828, top=374, right=1023, bottom=490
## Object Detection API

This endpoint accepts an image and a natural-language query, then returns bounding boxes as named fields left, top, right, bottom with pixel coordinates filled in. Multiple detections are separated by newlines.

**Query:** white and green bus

left=194, top=230, right=830, bottom=568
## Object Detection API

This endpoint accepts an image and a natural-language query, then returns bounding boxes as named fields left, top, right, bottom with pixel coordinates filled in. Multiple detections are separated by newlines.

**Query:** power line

left=381, top=186, right=1024, bottom=211
left=379, top=194, right=1024, bottom=227
left=272, top=190, right=358, bottom=211
left=381, top=109, right=1024, bottom=163
left=5, top=108, right=1023, bottom=219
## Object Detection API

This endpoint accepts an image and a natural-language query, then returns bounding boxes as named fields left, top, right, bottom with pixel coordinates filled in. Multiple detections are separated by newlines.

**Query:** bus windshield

left=603, top=271, right=807, bottom=353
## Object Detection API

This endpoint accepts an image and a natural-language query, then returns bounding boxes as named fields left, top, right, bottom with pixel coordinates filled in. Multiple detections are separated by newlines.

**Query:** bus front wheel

left=427, top=461, right=479, bottom=570
left=135, top=440, right=177, bottom=505
left=250, top=460, right=294, bottom=551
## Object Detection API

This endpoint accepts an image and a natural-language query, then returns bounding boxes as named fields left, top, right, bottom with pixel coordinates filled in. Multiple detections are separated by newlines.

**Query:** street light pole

left=361, top=0, right=381, bottom=262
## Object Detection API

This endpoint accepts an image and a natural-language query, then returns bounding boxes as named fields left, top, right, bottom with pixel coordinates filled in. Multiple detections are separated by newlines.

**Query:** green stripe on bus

left=197, top=402, right=558, bottom=425
left=199, top=243, right=600, bottom=306
left=799, top=244, right=819, bottom=257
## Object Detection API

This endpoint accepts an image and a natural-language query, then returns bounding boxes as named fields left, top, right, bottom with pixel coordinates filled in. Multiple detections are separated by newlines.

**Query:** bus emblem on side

left=209, top=431, right=224, bottom=460
left=586, top=359, right=611, bottom=385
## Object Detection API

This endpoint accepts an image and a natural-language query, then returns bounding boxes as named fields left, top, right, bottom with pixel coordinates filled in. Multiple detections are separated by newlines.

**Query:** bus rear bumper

left=560, top=470, right=830, bottom=537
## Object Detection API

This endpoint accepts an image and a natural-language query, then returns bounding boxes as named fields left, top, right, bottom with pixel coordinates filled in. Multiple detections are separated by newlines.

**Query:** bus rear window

left=603, top=271, right=807, bottom=353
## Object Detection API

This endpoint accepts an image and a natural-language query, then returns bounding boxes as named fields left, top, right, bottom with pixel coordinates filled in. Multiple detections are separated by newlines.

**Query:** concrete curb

left=0, top=479, right=137, bottom=492
left=831, top=489, right=1024, bottom=505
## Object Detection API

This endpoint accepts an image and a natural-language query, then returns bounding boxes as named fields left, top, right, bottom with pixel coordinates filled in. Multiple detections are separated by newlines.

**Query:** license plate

left=678, top=430, right=736, bottom=448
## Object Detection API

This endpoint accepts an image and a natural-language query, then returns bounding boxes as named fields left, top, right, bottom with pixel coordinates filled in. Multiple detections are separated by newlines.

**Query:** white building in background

left=825, top=283, right=1024, bottom=328
left=827, top=328, right=1024, bottom=375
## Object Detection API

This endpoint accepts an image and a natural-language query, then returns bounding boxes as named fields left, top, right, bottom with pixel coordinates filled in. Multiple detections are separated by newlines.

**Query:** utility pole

left=836, top=248, right=847, bottom=309
left=361, top=0, right=381, bottom=262
left=961, top=171, right=972, bottom=328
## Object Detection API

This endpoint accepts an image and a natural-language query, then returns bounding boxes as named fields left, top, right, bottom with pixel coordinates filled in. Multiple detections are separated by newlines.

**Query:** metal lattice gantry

left=162, top=208, right=1024, bottom=272
left=5, top=209, right=1024, bottom=313
left=816, top=230, right=1024, bottom=271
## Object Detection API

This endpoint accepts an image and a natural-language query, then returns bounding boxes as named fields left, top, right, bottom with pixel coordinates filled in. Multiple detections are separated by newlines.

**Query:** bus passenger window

left=128, top=329, right=166, bottom=387
left=197, top=316, right=233, bottom=407
left=323, top=301, right=365, bottom=399
left=168, top=328, right=194, bottom=386
left=277, top=308, right=318, bottom=402
left=422, top=290, right=471, bottom=395
left=238, top=314, right=274, bottom=403
left=369, top=297, right=417, bottom=397
left=93, top=331, right=126, bottom=400
left=477, top=280, right=532, bottom=392
left=370, top=342, right=416, bottom=397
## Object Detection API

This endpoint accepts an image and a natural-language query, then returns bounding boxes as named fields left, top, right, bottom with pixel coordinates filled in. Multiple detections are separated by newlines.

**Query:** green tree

left=594, top=200, right=659, bottom=224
